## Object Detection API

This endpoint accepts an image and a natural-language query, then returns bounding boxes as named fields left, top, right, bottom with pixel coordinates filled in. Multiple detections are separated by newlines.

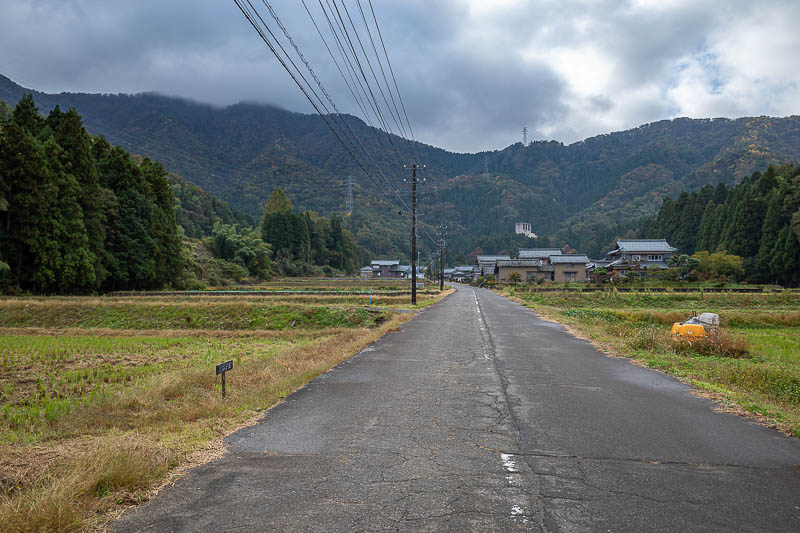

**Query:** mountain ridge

left=3, top=73, right=800, bottom=258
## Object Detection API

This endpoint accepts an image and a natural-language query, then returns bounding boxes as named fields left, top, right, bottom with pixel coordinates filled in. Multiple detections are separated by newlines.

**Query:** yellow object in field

left=671, top=322, right=707, bottom=338
left=672, top=313, right=719, bottom=338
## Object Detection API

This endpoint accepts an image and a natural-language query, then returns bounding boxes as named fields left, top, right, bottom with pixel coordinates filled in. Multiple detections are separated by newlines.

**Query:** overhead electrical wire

left=335, top=0, right=440, bottom=244
left=303, top=0, right=410, bottom=198
left=314, top=0, right=427, bottom=222
left=258, top=0, right=412, bottom=215
left=232, top=0, right=408, bottom=217
left=358, top=0, right=438, bottom=231
left=233, top=0, right=440, bottom=248
left=262, top=0, right=409, bottom=212
left=325, top=0, right=410, bottom=170
left=326, top=0, right=440, bottom=247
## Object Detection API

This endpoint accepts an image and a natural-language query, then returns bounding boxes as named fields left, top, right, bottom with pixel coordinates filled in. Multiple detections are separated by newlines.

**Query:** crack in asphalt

left=472, top=288, right=547, bottom=531
left=508, top=450, right=793, bottom=471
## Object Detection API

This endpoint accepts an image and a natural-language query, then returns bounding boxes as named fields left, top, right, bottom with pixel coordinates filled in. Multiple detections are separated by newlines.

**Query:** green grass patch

left=509, top=288, right=800, bottom=437
left=0, top=300, right=389, bottom=330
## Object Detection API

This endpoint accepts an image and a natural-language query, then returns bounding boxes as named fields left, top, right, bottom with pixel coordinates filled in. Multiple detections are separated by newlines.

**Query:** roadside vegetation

left=0, top=281, right=450, bottom=532
left=505, top=287, right=800, bottom=437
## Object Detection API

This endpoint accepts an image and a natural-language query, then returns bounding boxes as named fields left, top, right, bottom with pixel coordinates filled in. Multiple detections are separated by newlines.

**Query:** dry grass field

left=0, top=280, right=450, bottom=532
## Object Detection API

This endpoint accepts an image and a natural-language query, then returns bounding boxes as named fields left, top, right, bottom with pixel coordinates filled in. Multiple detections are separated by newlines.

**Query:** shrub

left=672, top=330, right=749, bottom=359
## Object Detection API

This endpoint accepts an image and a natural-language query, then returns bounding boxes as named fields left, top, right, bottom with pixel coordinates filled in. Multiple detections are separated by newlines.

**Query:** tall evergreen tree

left=47, top=106, right=107, bottom=286
left=11, top=94, right=43, bottom=134
left=637, top=165, right=800, bottom=286
left=0, top=114, right=61, bottom=291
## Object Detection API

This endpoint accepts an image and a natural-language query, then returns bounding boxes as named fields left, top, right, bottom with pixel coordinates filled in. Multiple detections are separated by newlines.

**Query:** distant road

left=114, top=286, right=800, bottom=531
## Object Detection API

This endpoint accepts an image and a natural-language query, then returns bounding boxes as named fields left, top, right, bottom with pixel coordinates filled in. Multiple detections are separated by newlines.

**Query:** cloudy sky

left=2, top=0, right=799, bottom=153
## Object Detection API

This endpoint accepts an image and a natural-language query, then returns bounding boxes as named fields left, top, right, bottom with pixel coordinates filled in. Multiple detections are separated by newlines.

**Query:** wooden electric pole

left=438, top=224, right=446, bottom=291
left=411, top=164, right=417, bottom=305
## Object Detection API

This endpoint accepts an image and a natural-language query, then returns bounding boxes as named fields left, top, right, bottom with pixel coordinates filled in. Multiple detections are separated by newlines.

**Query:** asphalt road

left=114, top=286, right=800, bottom=532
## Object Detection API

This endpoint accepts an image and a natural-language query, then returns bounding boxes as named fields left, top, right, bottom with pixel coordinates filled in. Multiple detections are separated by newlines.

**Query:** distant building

left=359, top=266, right=373, bottom=278
left=371, top=260, right=401, bottom=278
left=495, top=259, right=553, bottom=283
left=445, top=265, right=478, bottom=282
left=515, top=222, right=537, bottom=239
left=476, top=255, right=511, bottom=277
left=496, top=254, right=588, bottom=283
left=550, top=255, right=590, bottom=283
left=518, top=248, right=562, bottom=262
left=599, top=239, right=677, bottom=279
left=367, top=260, right=425, bottom=279
left=396, top=265, right=426, bottom=280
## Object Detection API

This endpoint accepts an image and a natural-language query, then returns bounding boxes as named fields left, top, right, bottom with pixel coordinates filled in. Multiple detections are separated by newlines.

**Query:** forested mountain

left=169, top=172, right=254, bottom=239
left=4, top=74, right=800, bottom=261
left=637, top=165, right=800, bottom=286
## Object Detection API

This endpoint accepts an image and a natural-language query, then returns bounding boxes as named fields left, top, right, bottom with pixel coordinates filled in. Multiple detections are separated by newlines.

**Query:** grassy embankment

left=0, top=281, right=451, bottom=532
left=505, top=287, right=800, bottom=436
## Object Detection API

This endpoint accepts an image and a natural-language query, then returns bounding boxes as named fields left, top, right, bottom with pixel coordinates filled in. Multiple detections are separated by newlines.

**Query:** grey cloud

left=1, top=0, right=798, bottom=152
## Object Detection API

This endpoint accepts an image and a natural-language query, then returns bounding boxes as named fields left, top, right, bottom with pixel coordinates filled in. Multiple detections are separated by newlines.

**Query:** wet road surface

left=114, top=286, right=800, bottom=531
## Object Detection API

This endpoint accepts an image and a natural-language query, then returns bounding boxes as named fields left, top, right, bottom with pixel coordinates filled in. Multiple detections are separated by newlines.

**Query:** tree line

left=259, top=188, right=361, bottom=276
left=638, top=165, right=800, bottom=286
left=0, top=95, right=363, bottom=294
left=0, top=94, right=182, bottom=293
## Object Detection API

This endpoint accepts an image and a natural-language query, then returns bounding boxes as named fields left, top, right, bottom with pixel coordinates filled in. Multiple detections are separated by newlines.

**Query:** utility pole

left=404, top=164, right=425, bottom=304
left=438, top=224, right=447, bottom=291
left=411, top=164, right=418, bottom=305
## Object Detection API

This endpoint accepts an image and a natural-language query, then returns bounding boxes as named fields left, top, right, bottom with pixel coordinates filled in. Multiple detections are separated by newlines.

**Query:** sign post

left=216, top=360, right=233, bottom=398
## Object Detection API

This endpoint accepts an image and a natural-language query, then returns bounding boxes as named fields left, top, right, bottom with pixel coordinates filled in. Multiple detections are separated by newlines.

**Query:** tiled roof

left=371, top=260, right=400, bottom=266
left=614, top=239, right=676, bottom=252
left=549, top=254, right=590, bottom=264
left=476, top=255, right=511, bottom=262
left=496, top=259, right=543, bottom=267
left=518, top=248, right=562, bottom=259
left=396, top=265, right=424, bottom=273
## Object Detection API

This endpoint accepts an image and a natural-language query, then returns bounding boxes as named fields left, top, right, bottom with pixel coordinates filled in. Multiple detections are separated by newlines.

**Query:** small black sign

left=216, top=360, right=233, bottom=375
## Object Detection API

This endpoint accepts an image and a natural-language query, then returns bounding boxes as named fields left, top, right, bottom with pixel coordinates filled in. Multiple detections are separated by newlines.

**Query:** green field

left=0, top=281, right=450, bottom=532
left=506, top=287, right=800, bottom=436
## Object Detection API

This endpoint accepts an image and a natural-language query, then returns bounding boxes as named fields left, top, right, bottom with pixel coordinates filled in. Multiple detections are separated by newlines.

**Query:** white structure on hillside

left=515, top=222, right=537, bottom=239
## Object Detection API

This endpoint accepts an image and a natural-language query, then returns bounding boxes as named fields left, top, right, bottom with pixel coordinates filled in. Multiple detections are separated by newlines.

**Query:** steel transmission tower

left=346, top=176, right=354, bottom=214
left=523, top=126, right=528, bottom=146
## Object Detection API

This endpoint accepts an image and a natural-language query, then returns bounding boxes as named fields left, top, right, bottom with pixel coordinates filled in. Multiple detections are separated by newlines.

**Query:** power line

left=233, top=0, right=440, bottom=251
left=315, top=0, right=439, bottom=248
left=326, top=0, right=409, bottom=168
left=264, top=0, right=410, bottom=213
left=232, top=0, right=408, bottom=217
left=306, top=0, right=416, bottom=211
